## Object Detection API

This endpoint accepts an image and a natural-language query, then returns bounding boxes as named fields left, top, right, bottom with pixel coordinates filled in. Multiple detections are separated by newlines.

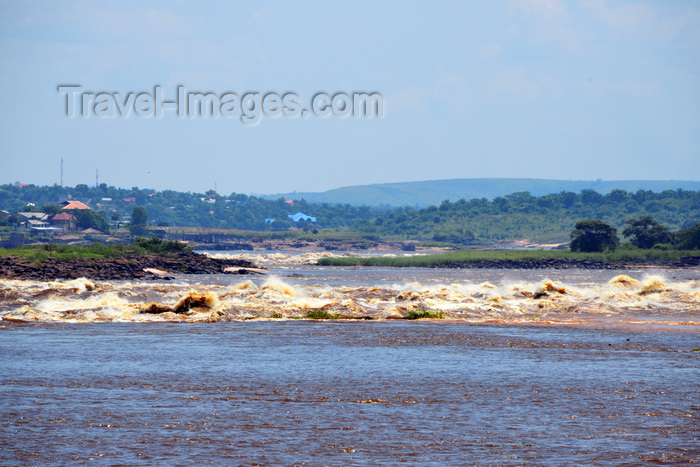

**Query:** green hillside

left=2, top=183, right=698, bottom=247
left=264, top=179, right=700, bottom=207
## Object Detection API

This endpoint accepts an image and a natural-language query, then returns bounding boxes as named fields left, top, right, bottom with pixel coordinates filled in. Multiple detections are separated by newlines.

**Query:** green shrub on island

left=406, top=309, right=444, bottom=320
left=305, top=310, right=342, bottom=320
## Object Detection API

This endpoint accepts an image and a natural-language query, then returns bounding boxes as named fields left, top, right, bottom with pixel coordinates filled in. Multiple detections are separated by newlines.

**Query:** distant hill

left=263, top=179, right=700, bottom=208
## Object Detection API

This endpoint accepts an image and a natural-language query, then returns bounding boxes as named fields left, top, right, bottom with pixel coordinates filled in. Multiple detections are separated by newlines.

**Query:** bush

left=306, top=310, right=341, bottom=319
left=406, top=309, right=444, bottom=320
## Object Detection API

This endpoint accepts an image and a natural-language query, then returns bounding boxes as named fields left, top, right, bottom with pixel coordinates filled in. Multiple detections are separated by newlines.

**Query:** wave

left=1, top=273, right=698, bottom=326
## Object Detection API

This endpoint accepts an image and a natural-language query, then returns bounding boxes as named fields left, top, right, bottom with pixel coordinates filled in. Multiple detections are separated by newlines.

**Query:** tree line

left=570, top=216, right=699, bottom=252
left=1, top=183, right=698, bottom=247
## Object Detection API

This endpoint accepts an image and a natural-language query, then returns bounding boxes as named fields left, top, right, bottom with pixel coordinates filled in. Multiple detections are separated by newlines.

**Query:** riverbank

left=0, top=251, right=260, bottom=281
left=428, top=256, right=700, bottom=270
left=318, top=249, right=700, bottom=269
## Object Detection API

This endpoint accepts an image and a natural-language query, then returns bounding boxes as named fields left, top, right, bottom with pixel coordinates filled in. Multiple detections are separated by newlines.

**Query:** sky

left=0, top=1, right=698, bottom=196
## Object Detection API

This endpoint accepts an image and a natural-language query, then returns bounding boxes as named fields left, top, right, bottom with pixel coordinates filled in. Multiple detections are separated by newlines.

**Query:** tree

left=559, top=191, right=577, bottom=208
left=570, top=219, right=619, bottom=252
left=580, top=189, right=603, bottom=205
left=132, top=206, right=148, bottom=225
left=130, top=206, right=148, bottom=236
left=71, top=210, right=109, bottom=231
left=270, top=219, right=291, bottom=230
left=622, top=216, right=674, bottom=249
left=41, top=204, right=62, bottom=215
left=605, top=189, right=628, bottom=204
left=674, top=222, right=700, bottom=250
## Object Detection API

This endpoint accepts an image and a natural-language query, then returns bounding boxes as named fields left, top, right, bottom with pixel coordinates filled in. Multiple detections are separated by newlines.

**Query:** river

left=1, top=251, right=698, bottom=464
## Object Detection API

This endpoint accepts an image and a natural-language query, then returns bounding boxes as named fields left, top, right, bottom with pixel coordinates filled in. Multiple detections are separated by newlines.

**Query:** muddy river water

left=1, top=251, right=698, bottom=464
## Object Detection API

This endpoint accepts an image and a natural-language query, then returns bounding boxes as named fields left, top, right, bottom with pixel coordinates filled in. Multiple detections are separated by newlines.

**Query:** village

left=0, top=194, right=325, bottom=250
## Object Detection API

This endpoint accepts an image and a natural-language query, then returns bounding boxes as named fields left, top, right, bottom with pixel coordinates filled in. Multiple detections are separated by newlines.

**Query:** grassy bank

left=0, top=238, right=190, bottom=263
left=317, top=248, right=700, bottom=267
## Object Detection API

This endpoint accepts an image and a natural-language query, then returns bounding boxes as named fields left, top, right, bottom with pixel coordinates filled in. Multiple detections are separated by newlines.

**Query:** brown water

left=1, top=256, right=698, bottom=326
left=1, top=254, right=699, bottom=464
left=1, top=322, right=698, bottom=465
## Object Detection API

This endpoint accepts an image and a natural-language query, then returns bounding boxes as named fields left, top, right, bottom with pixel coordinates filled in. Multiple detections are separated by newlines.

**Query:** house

left=288, top=212, right=317, bottom=223
left=51, top=212, right=77, bottom=231
left=25, top=218, right=51, bottom=229
left=60, top=200, right=91, bottom=210
left=17, top=212, right=50, bottom=228
left=17, top=213, right=62, bottom=234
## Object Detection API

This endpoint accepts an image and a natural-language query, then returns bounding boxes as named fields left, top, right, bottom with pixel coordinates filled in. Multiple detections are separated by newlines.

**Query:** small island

left=0, top=238, right=261, bottom=281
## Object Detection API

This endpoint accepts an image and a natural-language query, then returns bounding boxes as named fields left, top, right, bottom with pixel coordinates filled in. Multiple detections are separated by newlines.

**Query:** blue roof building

left=288, top=212, right=317, bottom=223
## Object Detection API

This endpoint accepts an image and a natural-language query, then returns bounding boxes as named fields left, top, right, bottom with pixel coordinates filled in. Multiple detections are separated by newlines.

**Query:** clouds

left=487, top=67, right=543, bottom=100
left=582, top=0, right=656, bottom=33
left=508, top=0, right=583, bottom=52
left=0, top=1, right=698, bottom=194
left=508, top=0, right=700, bottom=57
left=1, top=2, right=267, bottom=88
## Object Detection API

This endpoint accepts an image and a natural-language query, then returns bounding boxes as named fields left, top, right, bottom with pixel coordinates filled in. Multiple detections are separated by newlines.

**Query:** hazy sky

left=1, top=1, right=698, bottom=196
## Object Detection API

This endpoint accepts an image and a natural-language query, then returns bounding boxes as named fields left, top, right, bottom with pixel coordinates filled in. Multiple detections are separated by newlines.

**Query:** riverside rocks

left=0, top=251, right=261, bottom=281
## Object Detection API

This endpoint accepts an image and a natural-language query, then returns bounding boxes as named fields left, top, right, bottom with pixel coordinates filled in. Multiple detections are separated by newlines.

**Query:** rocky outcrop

left=0, top=251, right=261, bottom=280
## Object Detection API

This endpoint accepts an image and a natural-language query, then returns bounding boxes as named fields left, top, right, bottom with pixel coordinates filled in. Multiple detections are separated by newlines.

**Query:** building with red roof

left=51, top=212, right=77, bottom=231
left=60, top=200, right=91, bottom=210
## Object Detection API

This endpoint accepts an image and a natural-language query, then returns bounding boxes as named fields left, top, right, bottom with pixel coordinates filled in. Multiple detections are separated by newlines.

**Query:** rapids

left=2, top=252, right=698, bottom=465
left=1, top=251, right=698, bottom=326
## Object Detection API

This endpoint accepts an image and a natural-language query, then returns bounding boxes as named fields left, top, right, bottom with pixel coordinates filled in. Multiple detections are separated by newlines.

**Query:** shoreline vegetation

left=318, top=248, right=700, bottom=269
left=0, top=241, right=698, bottom=281
left=0, top=240, right=260, bottom=280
